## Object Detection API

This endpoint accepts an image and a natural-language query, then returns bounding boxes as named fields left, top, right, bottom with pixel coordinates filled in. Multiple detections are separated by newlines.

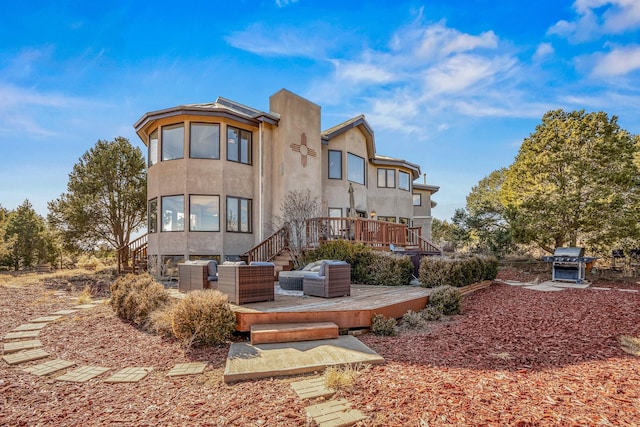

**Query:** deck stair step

left=250, top=322, right=339, bottom=345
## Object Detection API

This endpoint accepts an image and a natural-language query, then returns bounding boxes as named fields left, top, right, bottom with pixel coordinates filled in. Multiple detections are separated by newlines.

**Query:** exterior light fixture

left=370, top=210, right=376, bottom=218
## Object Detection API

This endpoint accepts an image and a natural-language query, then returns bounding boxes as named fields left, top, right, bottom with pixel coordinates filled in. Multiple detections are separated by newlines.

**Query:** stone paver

left=306, top=399, right=366, bottom=427
left=618, top=288, right=639, bottom=293
left=104, top=367, right=153, bottom=383
left=13, top=323, right=48, bottom=331
left=3, top=339, right=42, bottom=354
left=56, top=366, right=110, bottom=382
left=30, top=315, right=62, bottom=323
left=51, top=309, right=79, bottom=315
left=291, top=377, right=336, bottom=399
left=4, top=330, right=40, bottom=340
left=3, top=349, right=50, bottom=365
left=24, top=359, right=75, bottom=376
left=166, top=362, right=207, bottom=377
left=523, top=284, right=565, bottom=292
left=75, top=304, right=97, bottom=309
left=591, top=287, right=612, bottom=291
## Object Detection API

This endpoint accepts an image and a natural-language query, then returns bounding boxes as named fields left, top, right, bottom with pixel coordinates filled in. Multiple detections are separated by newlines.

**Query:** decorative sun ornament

left=290, top=132, right=317, bottom=167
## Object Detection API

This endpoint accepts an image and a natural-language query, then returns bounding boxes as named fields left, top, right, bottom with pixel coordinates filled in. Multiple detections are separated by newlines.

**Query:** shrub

left=371, top=313, right=397, bottom=336
left=419, top=255, right=499, bottom=288
left=418, top=257, right=451, bottom=288
left=109, top=273, right=170, bottom=329
left=303, top=241, right=413, bottom=286
left=324, top=364, right=363, bottom=391
left=149, top=303, right=177, bottom=337
left=402, top=310, right=426, bottom=329
left=482, top=256, right=499, bottom=280
left=421, top=306, right=442, bottom=321
left=171, top=290, right=236, bottom=347
left=77, top=285, right=93, bottom=305
left=428, top=285, right=461, bottom=315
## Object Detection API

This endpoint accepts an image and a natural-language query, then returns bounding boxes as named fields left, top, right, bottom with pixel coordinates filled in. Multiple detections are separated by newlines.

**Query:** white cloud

left=591, top=45, right=640, bottom=76
left=548, top=0, right=640, bottom=42
left=331, top=58, right=396, bottom=84
left=275, top=0, right=298, bottom=7
left=424, top=54, right=516, bottom=94
left=225, top=23, right=329, bottom=58
left=533, top=43, right=554, bottom=61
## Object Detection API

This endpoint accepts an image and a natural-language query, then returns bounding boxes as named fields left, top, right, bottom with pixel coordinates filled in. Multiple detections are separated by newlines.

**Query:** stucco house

left=132, top=89, right=439, bottom=276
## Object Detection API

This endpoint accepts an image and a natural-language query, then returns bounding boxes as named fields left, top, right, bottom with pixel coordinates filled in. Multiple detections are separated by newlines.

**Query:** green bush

left=428, top=285, right=461, bottom=315
left=419, top=255, right=498, bottom=288
left=371, top=313, right=397, bottom=336
left=421, top=306, right=442, bottom=321
left=109, top=273, right=170, bottom=329
left=303, top=241, right=413, bottom=286
left=170, top=290, right=236, bottom=347
left=402, top=310, right=426, bottom=329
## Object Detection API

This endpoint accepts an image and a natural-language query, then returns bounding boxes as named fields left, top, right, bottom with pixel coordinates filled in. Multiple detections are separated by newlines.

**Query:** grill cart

left=542, top=247, right=597, bottom=284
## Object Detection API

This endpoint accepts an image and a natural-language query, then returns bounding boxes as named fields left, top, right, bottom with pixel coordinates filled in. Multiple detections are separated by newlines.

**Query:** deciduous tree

left=48, top=137, right=146, bottom=251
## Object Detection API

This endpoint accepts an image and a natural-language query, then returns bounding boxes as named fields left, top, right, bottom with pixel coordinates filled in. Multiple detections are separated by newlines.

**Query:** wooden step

left=250, top=322, right=339, bottom=345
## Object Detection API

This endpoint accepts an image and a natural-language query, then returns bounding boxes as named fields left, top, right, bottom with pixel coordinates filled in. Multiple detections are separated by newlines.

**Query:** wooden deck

left=231, top=285, right=431, bottom=332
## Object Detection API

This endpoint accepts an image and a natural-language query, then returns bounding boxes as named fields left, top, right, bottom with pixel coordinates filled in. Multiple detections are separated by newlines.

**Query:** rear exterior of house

left=134, top=89, right=439, bottom=276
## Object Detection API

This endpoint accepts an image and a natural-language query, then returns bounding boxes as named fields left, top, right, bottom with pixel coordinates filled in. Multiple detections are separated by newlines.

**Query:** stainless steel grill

left=542, top=247, right=597, bottom=283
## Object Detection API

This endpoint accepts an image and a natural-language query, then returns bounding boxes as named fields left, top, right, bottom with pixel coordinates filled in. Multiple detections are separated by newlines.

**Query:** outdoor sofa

left=302, top=260, right=351, bottom=298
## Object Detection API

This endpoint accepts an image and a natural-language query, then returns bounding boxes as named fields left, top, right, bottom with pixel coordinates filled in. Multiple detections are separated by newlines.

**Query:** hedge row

left=302, top=240, right=414, bottom=286
left=418, top=255, right=498, bottom=288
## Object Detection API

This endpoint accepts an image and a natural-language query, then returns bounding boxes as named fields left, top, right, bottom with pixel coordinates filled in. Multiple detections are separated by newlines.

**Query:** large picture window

left=161, top=195, right=184, bottom=232
left=227, top=126, right=252, bottom=164
left=328, top=150, right=342, bottom=179
left=189, top=195, right=220, bottom=231
left=347, top=153, right=365, bottom=185
left=190, top=123, right=220, bottom=159
left=377, top=168, right=395, bottom=188
left=148, top=130, right=158, bottom=167
left=226, top=196, right=252, bottom=233
left=161, top=123, right=184, bottom=161
left=399, top=171, right=411, bottom=191
left=148, top=198, right=157, bottom=233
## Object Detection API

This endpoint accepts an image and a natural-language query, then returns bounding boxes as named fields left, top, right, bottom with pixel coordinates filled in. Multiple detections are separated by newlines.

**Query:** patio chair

left=302, top=260, right=351, bottom=298
left=218, top=262, right=275, bottom=304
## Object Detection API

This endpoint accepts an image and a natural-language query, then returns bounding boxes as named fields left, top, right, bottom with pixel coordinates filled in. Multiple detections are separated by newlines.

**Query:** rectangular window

left=399, top=171, right=410, bottom=191
left=377, top=168, right=395, bottom=188
left=148, top=198, right=157, bottom=233
left=347, top=153, right=365, bottom=185
left=189, top=195, right=220, bottom=231
left=413, top=194, right=422, bottom=206
left=399, top=217, right=411, bottom=226
left=227, top=196, right=252, bottom=233
left=188, top=254, right=221, bottom=263
left=161, top=195, right=184, bottom=232
left=190, top=123, right=220, bottom=159
left=161, top=255, right=184, bottom=278
left=148, top=130, right=158, bottom=167
left=227, top=126, right=252, bottom=164
left=378, top=216, right=397, bottom=223
left=161, top=123, right=184, bottom=161
left=328, top=150, right=342, bottom=179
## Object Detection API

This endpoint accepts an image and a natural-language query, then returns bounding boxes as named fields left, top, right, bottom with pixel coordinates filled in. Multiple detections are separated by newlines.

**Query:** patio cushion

left=249, top=261, right=275, bottom=266
left=207, top=260, right=218, bottom=281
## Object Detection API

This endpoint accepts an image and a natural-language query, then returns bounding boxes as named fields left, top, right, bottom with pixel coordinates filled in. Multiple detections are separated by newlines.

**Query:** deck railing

left=305, top=217, right=441, bottom=254
left=117, top=234, right=148, bottom=274
left=244, top=226, right=290, bottom=263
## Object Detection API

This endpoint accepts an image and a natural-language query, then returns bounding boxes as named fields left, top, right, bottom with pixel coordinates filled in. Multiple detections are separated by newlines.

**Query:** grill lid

left=553, top=247, right=584, bottom=257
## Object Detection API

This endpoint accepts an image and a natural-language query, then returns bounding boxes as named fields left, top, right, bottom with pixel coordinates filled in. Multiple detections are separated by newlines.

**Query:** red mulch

left=1, top=271, right=640, bottom=426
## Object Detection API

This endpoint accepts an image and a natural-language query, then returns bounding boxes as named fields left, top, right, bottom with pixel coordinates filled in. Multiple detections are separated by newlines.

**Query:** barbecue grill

left=542, top=247, right=597, bottom=283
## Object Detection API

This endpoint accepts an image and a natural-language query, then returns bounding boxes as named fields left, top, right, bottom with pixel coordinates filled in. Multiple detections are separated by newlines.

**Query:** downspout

left=259, top=121, right=264, bottom=242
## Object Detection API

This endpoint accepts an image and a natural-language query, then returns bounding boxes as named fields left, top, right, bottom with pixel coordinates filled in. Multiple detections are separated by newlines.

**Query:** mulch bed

left=1, top=270, right=640, bottom=426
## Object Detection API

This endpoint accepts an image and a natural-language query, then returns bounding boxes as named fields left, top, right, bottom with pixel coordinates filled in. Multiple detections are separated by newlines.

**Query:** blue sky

left=1, top=0, right=639, bottom=222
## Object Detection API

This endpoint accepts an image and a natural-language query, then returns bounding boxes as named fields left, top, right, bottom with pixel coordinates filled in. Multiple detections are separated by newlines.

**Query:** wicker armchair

left=218, top=262, right=275, bottom=304
left=302, top=260, right=351, bottom=298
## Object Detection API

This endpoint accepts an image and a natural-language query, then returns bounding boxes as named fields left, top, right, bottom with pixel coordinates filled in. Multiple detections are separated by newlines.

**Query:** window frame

left=226, top=125, right=252, bottom=165
left=161, top=194, right=185, bottom=232
left=148, top=198, right=157, bottom=234
left=399, top=171, right=411, bottom=191
left=226, top=196, right=253, bottom=233
left=148, top=129, right=158, bottom=167
left=377, top=168, right=396, bottom=188
left=328, top=150, right=342, bottom=180
left=161, top=123, right=185, bottom=161
left=347, top=152, right=365, bottom=185
left=413, top=193, right=422, bottom=206
left=190, top=122, right=220, bottom=159
left=189, top=194, right=220, bottom=232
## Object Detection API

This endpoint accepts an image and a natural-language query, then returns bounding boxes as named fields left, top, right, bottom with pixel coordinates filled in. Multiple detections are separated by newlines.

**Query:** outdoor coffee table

left=278, top=272, right=308, bottom=291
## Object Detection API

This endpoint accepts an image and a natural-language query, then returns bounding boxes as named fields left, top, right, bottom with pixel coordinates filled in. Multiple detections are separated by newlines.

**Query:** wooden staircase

left=117, top=234, right=148, bottom=275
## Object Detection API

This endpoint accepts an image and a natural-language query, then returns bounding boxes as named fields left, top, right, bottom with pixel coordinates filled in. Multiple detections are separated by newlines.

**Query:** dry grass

left=77, top=285, right=93, bottom=304
left=619, top=335, right=640, bottom=356
left=324, top=363, right=369, bottom=391
left=0, top=269, right=105, bottom=288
